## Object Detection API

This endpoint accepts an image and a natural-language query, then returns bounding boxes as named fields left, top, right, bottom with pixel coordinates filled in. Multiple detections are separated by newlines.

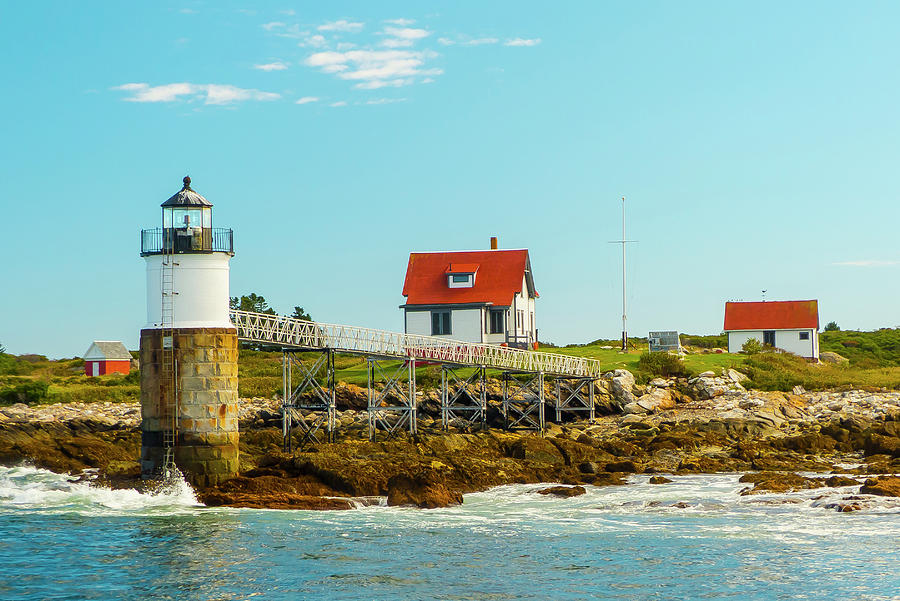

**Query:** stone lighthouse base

left=140, top=327, right=239, bottom=488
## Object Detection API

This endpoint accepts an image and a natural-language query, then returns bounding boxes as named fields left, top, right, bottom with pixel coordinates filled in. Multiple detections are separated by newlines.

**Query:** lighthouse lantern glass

left=163, top=206, right=211, bottom=229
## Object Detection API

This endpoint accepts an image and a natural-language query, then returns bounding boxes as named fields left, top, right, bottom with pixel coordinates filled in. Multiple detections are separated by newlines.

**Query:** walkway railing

left=229, top=310, right=601, bottom=378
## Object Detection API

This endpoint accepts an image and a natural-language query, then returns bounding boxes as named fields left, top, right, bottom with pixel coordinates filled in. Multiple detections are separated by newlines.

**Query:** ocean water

left=1, top=466, right=898, bottom=601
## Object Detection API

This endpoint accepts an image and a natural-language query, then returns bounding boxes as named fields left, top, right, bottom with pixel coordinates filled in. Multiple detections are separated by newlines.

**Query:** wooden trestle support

left=282, top=349, right=335, bottom=452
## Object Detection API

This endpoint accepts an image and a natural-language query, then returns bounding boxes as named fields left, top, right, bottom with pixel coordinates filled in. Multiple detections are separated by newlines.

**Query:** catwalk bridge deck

left=230, top=310, right=601, bottom=378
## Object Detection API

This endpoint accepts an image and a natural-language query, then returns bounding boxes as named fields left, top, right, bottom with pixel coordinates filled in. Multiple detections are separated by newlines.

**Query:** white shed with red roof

left=401, top=242, right=538, bottom=348
left=723, top=300, right=819, bottom=359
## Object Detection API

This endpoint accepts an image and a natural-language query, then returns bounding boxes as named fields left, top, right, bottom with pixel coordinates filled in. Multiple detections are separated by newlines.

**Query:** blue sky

left=2, top=1, right=899, bottom=358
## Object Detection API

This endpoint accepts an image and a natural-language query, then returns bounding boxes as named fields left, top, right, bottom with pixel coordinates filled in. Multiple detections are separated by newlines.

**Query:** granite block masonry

left=140, top=327, right=239, bottom=487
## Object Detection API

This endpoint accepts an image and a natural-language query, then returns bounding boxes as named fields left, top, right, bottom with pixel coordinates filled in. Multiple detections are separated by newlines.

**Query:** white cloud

left=330, top=101, right=347, bottom=107
left=464, top=37, right=498, bottom=46
left=179, top=8, right=198, bottom=14
left=254, top=62, right=288, bottom=71
left=296, top=96, right=319, bottom=104
left=383, top=26, right=430, bottom=40
left=112, top=82, right=280, bottom=104
left=318, top=19, right=363, bottom=33
left=365, top=97, right=407, bottom=105
left=261, top=21, right=285, bottom=31
left=280, top=9, right=296, bottom=16
left=832, top=260, right=899, bottom=267
left=505, top=37, right=541, bottom=46
left=385, top=18, right=415, bottom=26
left=300, top=34, right=327, bottom=48
left=304, top=49, right=440, bottom=88
left=354, top=78, right=412, bottom=90
left=437, top=37, right=455, bottom=46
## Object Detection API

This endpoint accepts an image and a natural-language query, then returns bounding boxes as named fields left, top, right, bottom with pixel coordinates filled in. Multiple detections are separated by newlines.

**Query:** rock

left=819, top=351, right=849, bottom=365
left=860, top=476, right=900, bottom=497
left=724, top=369, right=749, bottom=383
left=386, top=473, right=463, bottom=508
left=578, top=462, right=599, bottom=474
left=738, top=472, right=825, bottom=494
left=648, top=476, right=673, bottom=484
left=537, top=485, right=586, bottom=498
left=792, top=385, right=806, bottom=396
left=649, top=378, right=670, bottom=388
left=824, top=501, right=863, bottom=512
left=620, top=414, right=649, bottom=425
left=825, top=476, right=860, bottom=487
left=636, top=389, right=675, bottom=414
left=605, top=460, right=642, bottom=473
left=699, top=371, right=716, bottom=378
left=739, top=398, right=765, bottom=410
left=609, top=370, right=636, bottom=404
left=590, top=472, right=628, bottom=486
left=622, top=402, right=648, bottom=415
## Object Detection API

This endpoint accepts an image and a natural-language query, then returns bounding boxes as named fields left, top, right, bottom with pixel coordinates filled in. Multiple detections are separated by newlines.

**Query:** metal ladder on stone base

left=159, top=237, right=178, bottom=476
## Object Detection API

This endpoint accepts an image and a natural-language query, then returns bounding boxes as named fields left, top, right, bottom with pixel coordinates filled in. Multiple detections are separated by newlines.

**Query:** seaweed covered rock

left=386, top=472, right=463, bottom=508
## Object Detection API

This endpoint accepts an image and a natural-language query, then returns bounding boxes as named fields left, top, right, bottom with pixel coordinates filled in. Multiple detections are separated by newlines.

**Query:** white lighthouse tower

left=139, top=176, right=239, bottom=486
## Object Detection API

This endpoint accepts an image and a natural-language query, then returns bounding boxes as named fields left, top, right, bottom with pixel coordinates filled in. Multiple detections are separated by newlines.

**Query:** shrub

left=0, top=380, right=50, bottom=405
left=637, top=352, right=689, bottom=378
left=742, top=352, right=808, bottom=391
left=681, top=333, right=728, bottom=349
left=741, top=338, right=763, bottom=355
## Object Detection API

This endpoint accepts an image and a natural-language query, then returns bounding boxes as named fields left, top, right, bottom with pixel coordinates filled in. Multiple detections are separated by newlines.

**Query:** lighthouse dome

left=161, top=176, right=212, bottom=207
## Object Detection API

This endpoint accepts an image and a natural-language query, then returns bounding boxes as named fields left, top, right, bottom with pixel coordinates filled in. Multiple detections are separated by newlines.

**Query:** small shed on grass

left=83, top=341, right=132, bottom=376
left=723, top=300, right=819, bottom=359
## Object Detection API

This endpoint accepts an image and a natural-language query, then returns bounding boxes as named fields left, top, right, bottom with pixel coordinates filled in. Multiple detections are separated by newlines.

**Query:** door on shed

left=91, top=362, right=100, bottom=376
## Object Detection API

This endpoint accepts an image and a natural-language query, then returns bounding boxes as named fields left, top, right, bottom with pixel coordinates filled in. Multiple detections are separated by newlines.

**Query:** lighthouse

left=139, top=176, right=239, bottom=487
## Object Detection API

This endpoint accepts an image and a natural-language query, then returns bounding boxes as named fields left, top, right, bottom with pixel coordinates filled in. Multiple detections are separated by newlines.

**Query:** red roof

left=402, top=250, right=536, bottom=306
left=446, top=263, right=480, bottom=274
left=723, top=300, right=819, bottom=331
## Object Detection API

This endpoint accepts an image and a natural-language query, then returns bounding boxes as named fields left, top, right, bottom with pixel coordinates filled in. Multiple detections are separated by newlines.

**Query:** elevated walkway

left=229, top=310, right=602, bottom=443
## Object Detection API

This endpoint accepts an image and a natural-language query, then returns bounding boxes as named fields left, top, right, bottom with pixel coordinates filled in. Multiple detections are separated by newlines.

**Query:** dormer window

left=446, top=263, right=478, bottom=288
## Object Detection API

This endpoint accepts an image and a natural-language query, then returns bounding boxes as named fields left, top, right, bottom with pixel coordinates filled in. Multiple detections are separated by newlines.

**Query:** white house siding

left=727, top=329, right=818, bottom=359
left=405, top=310, right=432, bottom=337
left=405, top=308, right=484, bottom=343
left=509, top=276, right=537, bottom=345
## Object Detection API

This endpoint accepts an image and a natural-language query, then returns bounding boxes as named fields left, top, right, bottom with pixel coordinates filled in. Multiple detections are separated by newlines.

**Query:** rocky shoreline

left=1, top=369, right=898, bottom=511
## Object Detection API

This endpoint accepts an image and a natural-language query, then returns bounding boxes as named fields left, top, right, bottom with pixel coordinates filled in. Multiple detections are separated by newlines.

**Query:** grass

left=5, top=327, right=900, bottom=405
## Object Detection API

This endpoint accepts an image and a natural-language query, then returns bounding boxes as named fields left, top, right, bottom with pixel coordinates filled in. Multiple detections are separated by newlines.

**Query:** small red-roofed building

left=401, top=241, right=538, bottom=348
left=83, top=340, right=132, bottom=376
left=723, top=300, right=819, bottom=359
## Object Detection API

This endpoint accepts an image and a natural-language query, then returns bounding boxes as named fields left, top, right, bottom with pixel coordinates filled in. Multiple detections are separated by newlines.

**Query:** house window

left=763, top=331, right=776, bottom=346
left=448, top=273, right=474, bottom=288
left=489, top=309, right=504, bottom=334
left=516, top=310, right=524, bottom=331
left=432, top=310, right=451, bottom=335
left=799, top=331, right=810, bottom=340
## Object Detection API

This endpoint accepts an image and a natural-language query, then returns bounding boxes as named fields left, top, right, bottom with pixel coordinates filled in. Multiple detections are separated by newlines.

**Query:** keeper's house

left=401, top=242, right=538, bottom=348
left=83, top=340, right=132, bottom=376
left=723, top=300, right=819, bottom=359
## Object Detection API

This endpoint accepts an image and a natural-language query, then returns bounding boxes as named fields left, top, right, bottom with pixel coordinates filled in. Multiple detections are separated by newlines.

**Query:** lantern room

left=141, top=176, right=233, bottom=256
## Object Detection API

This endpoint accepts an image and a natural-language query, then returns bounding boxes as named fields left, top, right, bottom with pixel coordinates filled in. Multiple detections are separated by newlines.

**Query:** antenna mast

left=609, top=197, right=637, bottom=351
